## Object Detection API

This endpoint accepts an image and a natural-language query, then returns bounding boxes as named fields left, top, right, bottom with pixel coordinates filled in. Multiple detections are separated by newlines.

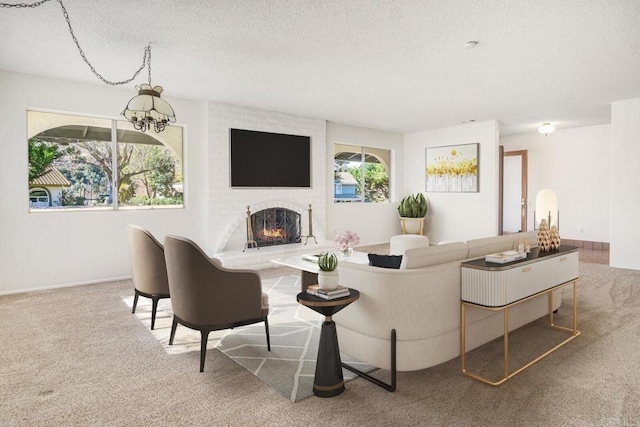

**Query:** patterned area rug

left=122, top=274, right=373, bottom=402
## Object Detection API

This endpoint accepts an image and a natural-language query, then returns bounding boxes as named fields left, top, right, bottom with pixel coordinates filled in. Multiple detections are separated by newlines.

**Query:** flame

left=260, top=227, right=285, bottom=238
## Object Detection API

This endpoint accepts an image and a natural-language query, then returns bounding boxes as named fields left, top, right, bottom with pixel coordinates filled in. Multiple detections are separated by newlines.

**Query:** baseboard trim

left=0, top=275, right=132, bottom=296
left=562, top=239, right=610, bottom=251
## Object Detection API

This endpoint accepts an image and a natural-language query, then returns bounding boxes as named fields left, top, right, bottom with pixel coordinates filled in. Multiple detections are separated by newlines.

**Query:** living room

left=1, top=1, right=640, bottom=425
left=2, top=71, right=637, bottom=293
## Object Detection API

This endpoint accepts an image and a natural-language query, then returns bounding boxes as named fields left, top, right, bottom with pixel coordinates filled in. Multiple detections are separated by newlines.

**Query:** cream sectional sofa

left=334, top=231, right=560, bottom=373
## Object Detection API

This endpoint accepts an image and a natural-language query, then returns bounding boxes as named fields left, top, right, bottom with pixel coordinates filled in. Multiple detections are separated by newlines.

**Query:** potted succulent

left=317, top=252, right=339, bottom=290
left=398, top=192, right=427, bottom=235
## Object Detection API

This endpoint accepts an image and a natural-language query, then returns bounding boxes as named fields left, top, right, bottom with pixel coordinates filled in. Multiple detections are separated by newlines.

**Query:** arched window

left=29, top=188, right=50, bottom=207
left=27, top=110, right=183, bottom=212
left=334, top=144, right=390, bottom=203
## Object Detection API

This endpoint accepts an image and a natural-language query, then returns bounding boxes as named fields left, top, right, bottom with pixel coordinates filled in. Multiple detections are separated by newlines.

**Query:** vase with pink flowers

left=334, top=230, right=360, bottom=257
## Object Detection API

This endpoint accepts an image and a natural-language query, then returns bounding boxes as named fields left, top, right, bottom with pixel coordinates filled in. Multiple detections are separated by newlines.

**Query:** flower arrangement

left=334, top=230, right=360, bottom=251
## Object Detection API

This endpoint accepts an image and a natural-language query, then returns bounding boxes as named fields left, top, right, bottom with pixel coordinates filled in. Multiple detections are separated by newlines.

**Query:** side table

left=296, top=289, right=360, bottom=397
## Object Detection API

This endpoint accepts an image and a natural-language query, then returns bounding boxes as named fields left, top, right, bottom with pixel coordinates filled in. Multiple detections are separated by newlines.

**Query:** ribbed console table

left=460, top=245, right=580, bottom=386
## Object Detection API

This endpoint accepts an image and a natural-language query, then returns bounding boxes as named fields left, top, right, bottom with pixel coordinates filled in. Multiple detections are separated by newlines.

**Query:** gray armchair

left=126, top=225, right=170, bottom=330
left=163, top=235, right=270, bottom=372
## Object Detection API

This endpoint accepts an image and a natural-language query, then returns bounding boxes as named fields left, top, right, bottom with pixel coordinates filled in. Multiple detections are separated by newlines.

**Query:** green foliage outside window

left=27, top=111, right=183, bottom=211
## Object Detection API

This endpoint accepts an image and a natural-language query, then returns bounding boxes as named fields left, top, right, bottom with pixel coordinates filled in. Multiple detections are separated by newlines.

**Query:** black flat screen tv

left=230, top=128, right=311, bottom=188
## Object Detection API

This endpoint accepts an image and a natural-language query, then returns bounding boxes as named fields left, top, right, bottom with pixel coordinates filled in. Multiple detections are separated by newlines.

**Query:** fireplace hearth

left=248, top=207, right=302, bottom=248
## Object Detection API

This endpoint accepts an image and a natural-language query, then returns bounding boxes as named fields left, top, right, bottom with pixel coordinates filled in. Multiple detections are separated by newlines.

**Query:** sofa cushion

left=399, top=242, right=469, bottom=269
left=368, top=254, right=403, bottom=269
left=466, top=235, right=514, bottom=259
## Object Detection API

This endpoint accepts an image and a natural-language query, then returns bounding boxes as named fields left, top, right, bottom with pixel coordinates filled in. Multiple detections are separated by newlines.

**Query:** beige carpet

left=124, top=273, right=372, bottom=402
left=1, top=254, right=639, bottom=426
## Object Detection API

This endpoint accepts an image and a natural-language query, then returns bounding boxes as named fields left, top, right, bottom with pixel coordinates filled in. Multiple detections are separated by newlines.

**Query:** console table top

left=461, top=245, right=578, bottom=271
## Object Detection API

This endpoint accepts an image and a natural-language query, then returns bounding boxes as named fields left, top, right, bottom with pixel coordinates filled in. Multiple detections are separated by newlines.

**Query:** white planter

left=400, top=217, right=425, bottom=235
left=318, top=271, right=339, bottom=290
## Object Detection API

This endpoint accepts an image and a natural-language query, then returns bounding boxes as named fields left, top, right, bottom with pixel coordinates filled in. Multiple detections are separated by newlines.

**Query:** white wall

left=404, top=121, right=500, bottom=243
left=501, top=124, right=611, bottom=243
left=610, top=98, right=640, bottom=269
left=0, top=70, right=208, bottom=294
left=327, top=122, right=404, bottom=245
left=206, top=103, right=327, bottom=253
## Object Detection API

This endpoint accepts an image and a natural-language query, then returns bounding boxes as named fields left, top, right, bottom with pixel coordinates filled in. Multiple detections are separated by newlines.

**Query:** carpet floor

left=1, top=249, right=639, bottom=426
left=124, top=273, right=372, bottom=402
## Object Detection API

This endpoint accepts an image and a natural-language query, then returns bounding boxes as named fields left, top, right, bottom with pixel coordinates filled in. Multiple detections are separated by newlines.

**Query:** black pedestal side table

left=296, top=289, right=360, bottom=397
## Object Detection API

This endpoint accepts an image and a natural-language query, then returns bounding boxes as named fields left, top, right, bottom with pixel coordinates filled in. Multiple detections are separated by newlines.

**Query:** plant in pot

left=317, top=252, right=339, bottom=290
left=398, top=192, right=427, bottom=235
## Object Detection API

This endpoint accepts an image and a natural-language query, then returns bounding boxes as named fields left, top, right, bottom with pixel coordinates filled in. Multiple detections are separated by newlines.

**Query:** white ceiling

left=1, top=0, right=639, bottom=135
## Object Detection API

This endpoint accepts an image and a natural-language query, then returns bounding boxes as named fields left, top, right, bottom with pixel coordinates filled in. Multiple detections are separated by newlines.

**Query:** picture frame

left=426, top=143, right=479, bottom=192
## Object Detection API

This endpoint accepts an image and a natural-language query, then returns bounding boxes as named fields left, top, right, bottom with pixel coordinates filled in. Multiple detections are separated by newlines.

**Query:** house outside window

left=27, top=110, right=184, bottom=211
left=29, top=188, right=50, bottom=207
left=334, top=143, right=390, bottom=203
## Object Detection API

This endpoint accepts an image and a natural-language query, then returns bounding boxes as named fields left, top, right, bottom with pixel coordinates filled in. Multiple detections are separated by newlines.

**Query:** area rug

left=122, top=274, right=374, bottom=402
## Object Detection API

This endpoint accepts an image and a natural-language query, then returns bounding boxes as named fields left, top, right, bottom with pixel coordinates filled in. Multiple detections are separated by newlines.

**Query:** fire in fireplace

left=251, top=207, right=301, bottom=247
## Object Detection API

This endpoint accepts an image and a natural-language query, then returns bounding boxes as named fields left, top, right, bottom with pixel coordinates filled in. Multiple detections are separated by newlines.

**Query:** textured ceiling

left=1, top=0, right=639, bottom=135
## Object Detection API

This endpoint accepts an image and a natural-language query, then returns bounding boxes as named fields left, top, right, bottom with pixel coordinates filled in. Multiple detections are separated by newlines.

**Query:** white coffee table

left=272, top=251, right=369, bottom=291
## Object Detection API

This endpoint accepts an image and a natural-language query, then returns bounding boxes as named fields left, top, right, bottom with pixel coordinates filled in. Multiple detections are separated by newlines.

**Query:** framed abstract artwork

left=426, top=143, right=479, bottom=192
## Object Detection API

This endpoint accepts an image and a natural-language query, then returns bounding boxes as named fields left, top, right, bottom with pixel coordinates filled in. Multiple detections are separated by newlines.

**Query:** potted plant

left=317, top=252, right=339, bottom=290
left=398, top=192, right=427, bottom=235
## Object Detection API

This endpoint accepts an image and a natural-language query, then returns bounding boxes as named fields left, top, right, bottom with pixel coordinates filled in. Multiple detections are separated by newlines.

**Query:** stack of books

left=306, top=284, right=350, bottom=300
left=301, top=254, right=321, bottom=263
left=485, top=250, right=527, bottom=264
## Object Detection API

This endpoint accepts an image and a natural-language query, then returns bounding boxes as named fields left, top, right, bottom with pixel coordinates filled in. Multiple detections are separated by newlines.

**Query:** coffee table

left=272, top=252, right=369, bottom=291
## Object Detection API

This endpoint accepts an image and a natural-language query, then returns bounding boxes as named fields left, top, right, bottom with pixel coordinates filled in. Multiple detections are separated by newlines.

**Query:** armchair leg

left=150, top=297, right=160, bottom=330
left=169, top=317, right=178, bottom=345
left=200, top=329, right=211, bottom=372
left=132, top=290, right=140, bottom=314
left=264, top=317, right=271, bottom=351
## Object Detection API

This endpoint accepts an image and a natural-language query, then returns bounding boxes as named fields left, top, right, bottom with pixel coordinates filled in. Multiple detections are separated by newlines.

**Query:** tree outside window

left=27, top=111, right=183, bottom=211
left=334, top=143, right=390, bottom=203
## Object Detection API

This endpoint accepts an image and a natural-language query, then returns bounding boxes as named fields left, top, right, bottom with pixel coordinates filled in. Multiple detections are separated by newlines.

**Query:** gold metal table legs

left=461, top=279, right=580, bottom=386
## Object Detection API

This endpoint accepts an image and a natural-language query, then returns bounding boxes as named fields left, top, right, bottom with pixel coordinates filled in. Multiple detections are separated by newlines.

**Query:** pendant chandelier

left=2, top=0, right=176, bottom=133
left=121, top=46, right=176, bottom=133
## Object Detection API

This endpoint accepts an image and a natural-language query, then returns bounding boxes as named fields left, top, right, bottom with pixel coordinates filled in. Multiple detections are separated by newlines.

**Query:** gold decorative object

left=537, top=218, right=551, bottom=251
left=549, top=226, right=561, bottom=251
left=302, top=204, right=317, bottom=245
left=243, top=206, right=258, bottom=252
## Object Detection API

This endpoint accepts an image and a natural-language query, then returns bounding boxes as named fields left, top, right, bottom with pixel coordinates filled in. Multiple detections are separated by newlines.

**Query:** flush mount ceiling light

left=538, top=122, right=556, bottom=135
left=3, top=0, right=176, bottom=133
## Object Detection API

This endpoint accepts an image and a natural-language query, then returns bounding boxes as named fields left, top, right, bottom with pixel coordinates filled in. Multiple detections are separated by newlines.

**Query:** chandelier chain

left=1, top=0, right=150, bottom=86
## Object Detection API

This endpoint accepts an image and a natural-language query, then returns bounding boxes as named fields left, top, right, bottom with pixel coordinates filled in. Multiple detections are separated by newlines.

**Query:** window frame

left=27, top=109, right=184, bottom=213
left=333, top=143, right=391, bottom=204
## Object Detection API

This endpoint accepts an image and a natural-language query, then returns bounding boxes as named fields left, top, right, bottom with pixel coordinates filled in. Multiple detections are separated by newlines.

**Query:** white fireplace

left=207, top=102, right=328, bottom=263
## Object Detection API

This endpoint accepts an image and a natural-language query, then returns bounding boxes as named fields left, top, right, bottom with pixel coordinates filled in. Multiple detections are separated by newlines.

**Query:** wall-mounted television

left=230, top=128, right=312, bottom=188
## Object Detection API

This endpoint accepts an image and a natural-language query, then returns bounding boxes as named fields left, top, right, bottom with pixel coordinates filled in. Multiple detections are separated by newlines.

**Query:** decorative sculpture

left=549, top=225, right=561, bottom=251
left=537, top=218, right=551, bottom=251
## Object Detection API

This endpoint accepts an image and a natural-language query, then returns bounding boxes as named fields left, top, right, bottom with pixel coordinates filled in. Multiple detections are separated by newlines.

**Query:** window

left=334, top=144, right=390, bottom=203
left=29, top=188, right=50, bottom=207
left=27, top=111, right=183, bottom=211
